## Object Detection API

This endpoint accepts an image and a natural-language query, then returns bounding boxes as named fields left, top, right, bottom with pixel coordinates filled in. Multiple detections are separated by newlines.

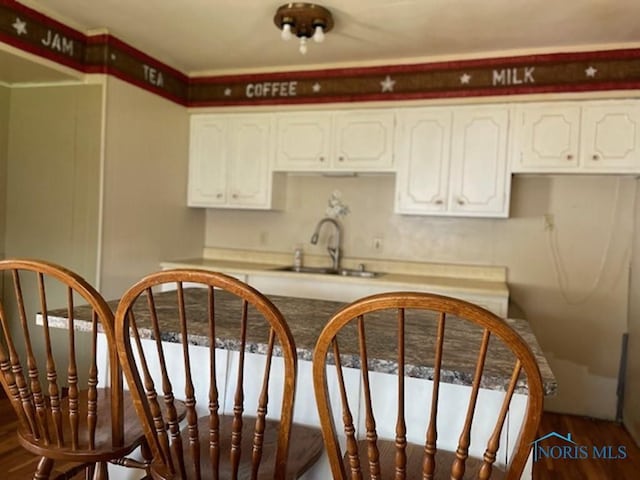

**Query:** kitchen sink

left=271, top=265, right=381, bottom=278
left=274, top=266, right=338, bottom=275
left=338, top=268, right=379, bottom=278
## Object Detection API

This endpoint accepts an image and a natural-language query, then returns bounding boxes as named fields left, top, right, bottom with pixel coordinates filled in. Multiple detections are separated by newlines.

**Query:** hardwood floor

left=0, top=397, right=637, bottom=479
left=0, top=398, right=86, bottom=479
left=533, top=412, right=640, bottom=480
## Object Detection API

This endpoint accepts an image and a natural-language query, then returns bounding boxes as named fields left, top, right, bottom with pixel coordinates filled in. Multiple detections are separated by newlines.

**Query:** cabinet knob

left=216, top=193, right=223, bottom=199
left=592, top=154, right=600, bottom=161
left=434, top=199, right=444, bottom=205
left=338, top=156, right=344, bottom=162
left=457, top=198, right=465, bottom=205
left=232, top=193, right=238, bottom=199
left=319, top=156, right=325, bottom=162
left=566, top=154, right=574, bottom=161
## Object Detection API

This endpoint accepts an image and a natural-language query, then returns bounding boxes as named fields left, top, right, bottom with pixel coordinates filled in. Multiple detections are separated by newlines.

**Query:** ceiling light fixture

left=274, top=3, right=334, bottom=55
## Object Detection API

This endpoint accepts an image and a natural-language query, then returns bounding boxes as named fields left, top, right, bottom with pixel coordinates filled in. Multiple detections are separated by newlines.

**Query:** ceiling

left=5, top=0, right=640, bottom=82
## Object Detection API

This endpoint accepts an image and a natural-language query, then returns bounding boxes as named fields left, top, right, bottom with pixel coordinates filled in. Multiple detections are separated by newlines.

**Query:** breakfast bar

left=47, top=287, right=556, bottom=479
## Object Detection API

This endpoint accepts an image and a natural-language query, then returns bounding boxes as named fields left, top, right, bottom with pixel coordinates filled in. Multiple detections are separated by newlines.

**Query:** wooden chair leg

left=141, top=440, right=152, bottom=462
left=33, top=457, right=53, bottom=480
left=84, top=464, right=95, bottom=480
left=92, top=462, right=109, bottom=480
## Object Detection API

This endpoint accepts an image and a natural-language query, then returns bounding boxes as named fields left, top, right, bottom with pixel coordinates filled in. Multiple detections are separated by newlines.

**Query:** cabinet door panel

left=228, top=116, right=272, bottom=206
left=582, top=103, right=640, bottom=171
left=513, top=104, right=580, bottom=171
left=333, top=110, right=394, bottom=170
left=395, top=109, right=451, bottom=214
left=274, top=113, right=331, bottom=170
left=449, top=107, right=509, bottom=216
left=188, top=118, right=227, bottom=206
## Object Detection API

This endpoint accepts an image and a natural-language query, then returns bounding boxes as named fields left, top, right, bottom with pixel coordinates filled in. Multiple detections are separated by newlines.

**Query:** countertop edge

left=160, top=258, right=509, bottom=298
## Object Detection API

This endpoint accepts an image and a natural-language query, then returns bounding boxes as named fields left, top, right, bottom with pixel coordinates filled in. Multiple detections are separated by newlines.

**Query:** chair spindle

left=450, top=328, right=491, bottom=480
left=422, top=312, right=446, bottom=480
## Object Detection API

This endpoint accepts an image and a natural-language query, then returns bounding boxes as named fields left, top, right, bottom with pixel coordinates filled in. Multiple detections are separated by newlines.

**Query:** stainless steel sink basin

left=271, top=265, right=381, bottom=278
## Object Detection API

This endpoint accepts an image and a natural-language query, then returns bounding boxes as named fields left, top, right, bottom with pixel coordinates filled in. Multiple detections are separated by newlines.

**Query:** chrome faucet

left=310, top=217, right=342, bottom=271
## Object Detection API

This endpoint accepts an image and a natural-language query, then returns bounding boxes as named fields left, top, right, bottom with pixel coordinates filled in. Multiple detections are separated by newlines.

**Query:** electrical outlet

left=544, top=214, right=555, bottom=231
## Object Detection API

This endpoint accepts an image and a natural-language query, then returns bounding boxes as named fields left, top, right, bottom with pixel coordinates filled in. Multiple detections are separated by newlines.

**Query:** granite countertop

left=48, top=288, right=556, bottom=396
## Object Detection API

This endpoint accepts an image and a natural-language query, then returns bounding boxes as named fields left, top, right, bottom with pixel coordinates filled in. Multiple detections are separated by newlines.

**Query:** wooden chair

left=312, top=291, right=545, bottom=480
left=0, top=259, right=147, bottom=480
left=114, top=268, right=324, bottom=479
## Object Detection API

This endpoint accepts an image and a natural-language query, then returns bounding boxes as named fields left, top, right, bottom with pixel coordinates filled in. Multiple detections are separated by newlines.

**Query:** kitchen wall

left=1, top=78, right=204, bottom=390
left=98, top=76, right=204, bottom=298
left=4, top=83, right=102, bottom=279
left=204, top=173, right=635, bottom=420
left=625, top=180, right=640, bottom=444
left=0, top=85, right=9, bottom=259
left=0, top=77, right=203, bottom=298
left=3, top=83, right=103, bottom=381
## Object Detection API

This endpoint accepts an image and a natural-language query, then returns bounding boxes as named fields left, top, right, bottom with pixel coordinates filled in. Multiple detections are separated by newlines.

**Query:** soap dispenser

left=293, top=247, right=303, bottom=269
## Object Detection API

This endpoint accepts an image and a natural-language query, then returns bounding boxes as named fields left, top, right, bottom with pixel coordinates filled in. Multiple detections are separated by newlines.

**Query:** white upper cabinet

left=274, top=109, right=394, bottom=171
left=581, top=102, right=640, bottom=171
left=274, top=112, right=332, bottom=170
left=188, top=114, right=281, bottom=209
left=188, top=117, right=228, bottom=207
left=395, top=105, right=511, bottom=218
left=187, top=99, right=640, bottom=213
left=332, top=110, right=395, bottom=170
left=395, top=108, right=452, bottom=214
left=449, top=106, right=511, bottom=216
left=512, top=100, right=640, bottom=173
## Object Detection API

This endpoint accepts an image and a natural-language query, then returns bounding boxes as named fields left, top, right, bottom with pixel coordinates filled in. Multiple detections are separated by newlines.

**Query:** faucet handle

left=358, top=263, right=366, bottom=272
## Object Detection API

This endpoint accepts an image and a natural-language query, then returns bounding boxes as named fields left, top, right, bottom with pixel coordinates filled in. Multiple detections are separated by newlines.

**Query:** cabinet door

left=188, top=117, right=227, bottom=207
left=227, top=115, right=273, bottom=207
left=333, top=110, right=395, bottom=171
left=512, top=104, right=580, bottom=172
left=394, top=109, right=452, bottom=214
left=449, top=106, right=510, bottom=217
left=581, top=102, right=640, bottom=172
left=274, top=113, right=332, bottom=170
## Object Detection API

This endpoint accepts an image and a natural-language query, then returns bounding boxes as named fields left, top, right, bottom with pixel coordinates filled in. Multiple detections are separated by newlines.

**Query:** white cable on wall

left=547, top=177, right=622, bottom=305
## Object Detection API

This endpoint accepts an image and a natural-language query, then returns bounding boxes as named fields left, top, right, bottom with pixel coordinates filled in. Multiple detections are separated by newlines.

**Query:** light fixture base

left=274, top=3, right=334, bottom=39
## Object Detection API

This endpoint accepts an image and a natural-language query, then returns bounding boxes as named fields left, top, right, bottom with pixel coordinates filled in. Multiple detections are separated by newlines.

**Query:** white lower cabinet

left=188, top=114, right=282, bottom=209
left=247, top=273, right=508, bottom=318
left=511, top=100, right=640, bottom=173
left=395, top=105, right=511, bottom=217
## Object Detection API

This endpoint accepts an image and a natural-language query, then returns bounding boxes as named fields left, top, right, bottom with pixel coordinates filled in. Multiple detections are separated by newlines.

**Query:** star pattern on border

left=12, top=18, right=27, bottom=35
left=460, top=73, right=471, bottom=84
left=380, top=75, right=395, bottom=92
left=224, top=88, right=232, bottom=96
left=312, top=82, right=321, bottom=93
left=585, top=66, right=598, bottom=78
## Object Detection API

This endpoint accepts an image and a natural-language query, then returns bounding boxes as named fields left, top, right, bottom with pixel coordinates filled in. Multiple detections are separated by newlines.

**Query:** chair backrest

left=114, top=268, right=299, bottom=479
left=312, top=291, right=544, bottom=480
left=0, top=258, right=124, bottom=451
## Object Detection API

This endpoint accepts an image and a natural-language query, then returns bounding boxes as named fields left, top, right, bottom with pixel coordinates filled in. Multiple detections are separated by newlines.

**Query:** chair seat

left=16, top=388, right=144, bottom=462
left=151, top=414, right=324, bottom=480
left=348, top=439, right=506, bottom=480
